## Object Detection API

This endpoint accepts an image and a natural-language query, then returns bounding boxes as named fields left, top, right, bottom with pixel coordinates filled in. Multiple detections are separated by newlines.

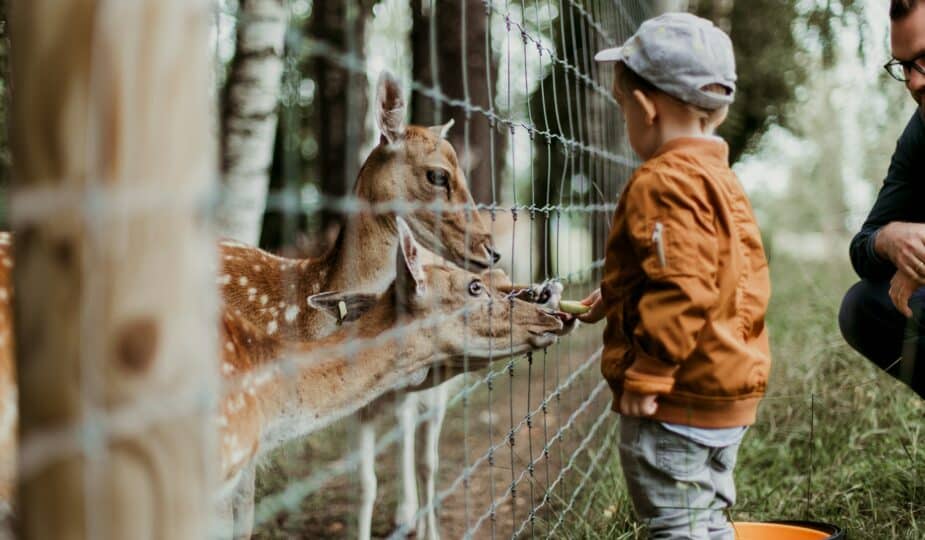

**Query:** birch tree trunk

left=216, top=0, right=289, bottom=245
left=9, top=1, right=217, bottom=538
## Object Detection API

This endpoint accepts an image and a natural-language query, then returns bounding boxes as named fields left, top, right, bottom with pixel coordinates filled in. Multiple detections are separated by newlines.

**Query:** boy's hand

left=619, top=391, right=658, bottom=417
left=576, top=288, right=605, bottom=323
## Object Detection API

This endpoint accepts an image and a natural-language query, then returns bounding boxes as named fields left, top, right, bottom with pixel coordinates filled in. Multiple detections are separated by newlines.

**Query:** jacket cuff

left=623, top=351, right=678, bottom=395
left=867, top=228, right=887, bottom=265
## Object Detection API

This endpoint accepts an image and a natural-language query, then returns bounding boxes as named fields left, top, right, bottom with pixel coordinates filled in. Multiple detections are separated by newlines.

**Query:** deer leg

left=232, top=462, right=257, bottom=539
left=394, top=393, right=419, bottom=532
left=358, top=421, right=377, bottom=540
left=421, top=385, right=448, bottom=540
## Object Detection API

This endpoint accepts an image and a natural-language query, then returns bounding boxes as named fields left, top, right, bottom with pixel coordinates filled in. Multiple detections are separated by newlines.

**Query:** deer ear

left=376, top=71, right=406, bottom=144
left=479, top=268, right=513, bottom=289
left=428, top=118, right=455, bottom=139
left=307, top=291, right=378, bottom=324
left=395, top=217, right=425, bottom=297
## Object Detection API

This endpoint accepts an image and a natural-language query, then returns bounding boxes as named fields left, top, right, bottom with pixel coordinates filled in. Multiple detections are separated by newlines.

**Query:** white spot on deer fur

left=284, top=305, right=299, bottom=322
left=225, top=341, right=235, bottom=352
left=270, top=307, right=278, bottom=316
left=278, top=301, right=285, bottom=308
left=267, top=320, right=278, bottom=335
left=248, top=287, right=257, bottom=295
left=0, top=289, right=8, bottom=302
left=218, top=274, right=231, bottom=285
left=260, top=294, right=269, bottom=305
left=0, top=234, right=9, bottom=245
left=227, top=393, right=246, bottom=413
left=222, top=363, right=235, bottom=375
left=238, top=276, right=248, bottom=286
left=289, top=284, right=296, bottom=290
left=1, top=258, right=11, bottom=268
left=224, top=255, right=234, bottom=261
left=253, top=265, right=262, bottom=272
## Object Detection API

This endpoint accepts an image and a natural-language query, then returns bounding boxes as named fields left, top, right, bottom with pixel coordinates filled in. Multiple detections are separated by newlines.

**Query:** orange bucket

left=732, top=521, right=844, bottom=540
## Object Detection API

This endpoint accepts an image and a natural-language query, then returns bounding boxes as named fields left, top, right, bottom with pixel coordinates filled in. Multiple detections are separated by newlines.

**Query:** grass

left=557, top=255, right=925, bottom=539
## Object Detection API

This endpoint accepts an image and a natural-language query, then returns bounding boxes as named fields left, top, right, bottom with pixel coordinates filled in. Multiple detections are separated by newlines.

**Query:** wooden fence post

left=9, top=0, right=218, bottom=538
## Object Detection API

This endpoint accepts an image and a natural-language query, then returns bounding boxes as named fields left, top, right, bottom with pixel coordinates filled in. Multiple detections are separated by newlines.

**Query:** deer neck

left=252, top=307, right=439, bottom=456
left=325, top=211, right=397, bottom=294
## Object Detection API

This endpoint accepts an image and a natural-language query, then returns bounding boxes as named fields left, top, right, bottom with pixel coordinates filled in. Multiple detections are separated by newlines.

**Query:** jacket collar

left=652, top=136, right=730, bottom=164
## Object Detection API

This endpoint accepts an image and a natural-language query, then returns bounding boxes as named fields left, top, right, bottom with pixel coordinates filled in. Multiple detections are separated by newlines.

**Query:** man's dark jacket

left=850, top=110, right=925, bottom=281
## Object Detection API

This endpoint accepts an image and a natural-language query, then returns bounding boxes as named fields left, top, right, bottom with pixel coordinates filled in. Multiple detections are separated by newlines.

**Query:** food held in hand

left=558, top=300, right=591, bottom=315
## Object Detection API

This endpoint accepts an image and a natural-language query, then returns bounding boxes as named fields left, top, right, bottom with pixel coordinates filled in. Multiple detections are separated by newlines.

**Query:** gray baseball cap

left=595, top=12, right=736, bottom=110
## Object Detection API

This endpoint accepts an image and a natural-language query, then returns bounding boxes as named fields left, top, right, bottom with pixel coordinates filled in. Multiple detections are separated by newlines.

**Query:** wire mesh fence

left=215, top=0, right=652, bottom=538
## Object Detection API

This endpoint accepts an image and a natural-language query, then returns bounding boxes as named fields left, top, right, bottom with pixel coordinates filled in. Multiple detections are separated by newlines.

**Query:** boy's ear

left=632, top=89, right=657, bottom=126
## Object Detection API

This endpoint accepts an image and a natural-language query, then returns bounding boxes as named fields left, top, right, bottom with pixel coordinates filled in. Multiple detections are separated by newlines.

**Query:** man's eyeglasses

left=884, top=54, right=925, bottom=82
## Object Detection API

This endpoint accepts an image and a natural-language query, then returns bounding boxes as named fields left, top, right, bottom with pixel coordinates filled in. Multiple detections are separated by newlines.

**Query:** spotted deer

left=0, top=222, right=565, bottom=539
left=217, top=71, right=499, bottom=344
left=208, top=219, right=569, bottom=538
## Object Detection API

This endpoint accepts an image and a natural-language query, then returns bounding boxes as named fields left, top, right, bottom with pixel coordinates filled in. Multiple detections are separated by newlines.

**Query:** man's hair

left=891, top=0, right=920, bottom=20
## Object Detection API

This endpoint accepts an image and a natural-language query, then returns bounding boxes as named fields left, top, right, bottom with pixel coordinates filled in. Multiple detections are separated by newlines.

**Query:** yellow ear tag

left=338, top=300, right=348, bottom=320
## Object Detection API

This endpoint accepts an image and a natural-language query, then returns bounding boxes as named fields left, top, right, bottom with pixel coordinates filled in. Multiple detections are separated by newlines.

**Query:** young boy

left=578, top=13, right=771, bottom=540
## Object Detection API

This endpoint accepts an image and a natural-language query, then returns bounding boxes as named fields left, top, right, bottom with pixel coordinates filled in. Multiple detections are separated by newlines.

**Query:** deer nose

left=484, top=245, right=501, bottom=264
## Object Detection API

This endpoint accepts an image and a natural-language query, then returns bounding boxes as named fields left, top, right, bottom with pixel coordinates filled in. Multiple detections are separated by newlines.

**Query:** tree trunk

left=260, top=0, right=373, bottom=250
left=409, top=0, right=501, bottom=206
left=9, top=1, right=217, bottom=538
left=216, top=0, right=289, bottom=245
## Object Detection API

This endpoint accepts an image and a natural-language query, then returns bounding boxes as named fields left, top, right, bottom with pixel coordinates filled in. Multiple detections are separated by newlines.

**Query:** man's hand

left=576, top=288, right=606, bottom=324
left=620, top=390, right=658, bottom=417
left=876, top=222, right=925, bottom=281
left=889, top=270, right=923, bottom=317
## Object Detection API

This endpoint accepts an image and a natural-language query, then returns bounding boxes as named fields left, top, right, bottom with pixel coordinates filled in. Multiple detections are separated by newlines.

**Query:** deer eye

left=468, top=280, right=484, bottom=297
left=426, top=169, right=450, bottom=187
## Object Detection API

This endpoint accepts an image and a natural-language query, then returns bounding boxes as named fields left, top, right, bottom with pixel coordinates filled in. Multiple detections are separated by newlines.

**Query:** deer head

left=308, top=219, right=562, bottom=369
left=355, top=72, right=498, bottom=271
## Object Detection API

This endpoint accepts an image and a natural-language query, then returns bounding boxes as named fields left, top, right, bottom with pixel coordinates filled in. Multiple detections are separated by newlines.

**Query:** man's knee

left=839, top=280, right=905, bottom=365
left=839, top=281, right=869, bottom=351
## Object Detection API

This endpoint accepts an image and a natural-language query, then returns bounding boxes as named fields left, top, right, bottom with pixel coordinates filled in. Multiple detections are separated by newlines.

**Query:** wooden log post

left=9, top=1, right=218, bottom=538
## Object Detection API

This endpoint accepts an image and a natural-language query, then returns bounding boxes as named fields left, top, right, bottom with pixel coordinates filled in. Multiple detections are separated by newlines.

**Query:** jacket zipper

left=652, top=222, right=666, bottom=268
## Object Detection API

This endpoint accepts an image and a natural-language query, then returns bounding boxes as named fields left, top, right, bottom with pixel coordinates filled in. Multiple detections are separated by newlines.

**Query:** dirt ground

left=252, top=327, right=615, bottom=539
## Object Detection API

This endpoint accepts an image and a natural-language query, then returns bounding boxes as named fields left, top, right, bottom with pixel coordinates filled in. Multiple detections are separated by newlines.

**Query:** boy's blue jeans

left=619, top=416, right=739, bottom=540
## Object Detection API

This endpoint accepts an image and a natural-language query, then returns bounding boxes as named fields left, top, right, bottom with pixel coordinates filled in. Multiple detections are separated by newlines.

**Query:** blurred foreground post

left=9, top=0, right=218, bottom=538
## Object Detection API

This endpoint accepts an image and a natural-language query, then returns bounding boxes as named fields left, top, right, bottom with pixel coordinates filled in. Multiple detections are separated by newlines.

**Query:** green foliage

left=694, top=0, right=866, bottom=163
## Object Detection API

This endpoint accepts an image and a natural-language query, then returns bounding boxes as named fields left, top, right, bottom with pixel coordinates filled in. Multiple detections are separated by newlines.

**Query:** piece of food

left=558, top=300, right=591, bottom=315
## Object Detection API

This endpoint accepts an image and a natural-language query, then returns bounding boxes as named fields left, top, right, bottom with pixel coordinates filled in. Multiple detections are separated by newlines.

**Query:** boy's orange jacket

left=601, top=137, right=771, bottom=428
